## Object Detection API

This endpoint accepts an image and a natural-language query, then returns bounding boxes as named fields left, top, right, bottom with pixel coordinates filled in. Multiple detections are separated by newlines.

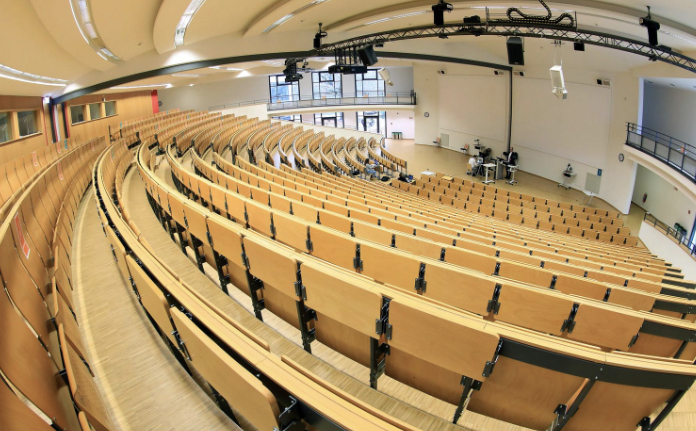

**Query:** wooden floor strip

left=72, top=188, right=237, bottom=431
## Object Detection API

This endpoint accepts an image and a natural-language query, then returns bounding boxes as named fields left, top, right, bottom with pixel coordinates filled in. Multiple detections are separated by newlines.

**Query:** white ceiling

left=2, top=0, right=696, bottom=97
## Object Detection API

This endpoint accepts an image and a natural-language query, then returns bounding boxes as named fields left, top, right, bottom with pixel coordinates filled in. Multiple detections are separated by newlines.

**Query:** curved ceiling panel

left=29, top=0, right=116, bottom=72
left=92, top=0, right=161, bottom=61
left=153, top=0, right=194, bottom=53
left=182, top=0, right=278, bottom=46
left=1, top=0, right=91, bottom=88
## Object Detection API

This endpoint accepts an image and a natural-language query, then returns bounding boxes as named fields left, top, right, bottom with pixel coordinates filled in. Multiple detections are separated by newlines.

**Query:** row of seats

left=127, top=118, right=696, bottom=431
left=110, top=109, right=186, bottom=146
left=0, top=136, right=83, bottom=220
left=99, top=128, right=423, bottom=431
left=208, top=152, right=696, bottom=326
left=396, top=180, right=636, bottom=245
left=411, top=177, right=625, bottom=226
left=398, top=181, right=633, bottom=243
left=181, top=144, right=696, bottom=359
left=419, top=170, right=622, bottom=219
left=0, top=135, right=110, bottom=431
left=109, top=108, right=185, bottom=142
left=215, top=151, right=666, bottom=280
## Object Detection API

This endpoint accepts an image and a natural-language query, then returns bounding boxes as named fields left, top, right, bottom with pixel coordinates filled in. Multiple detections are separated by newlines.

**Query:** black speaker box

left=358, top=45, right=378, bottom=67
left=506, top=37, right=525, bottom=66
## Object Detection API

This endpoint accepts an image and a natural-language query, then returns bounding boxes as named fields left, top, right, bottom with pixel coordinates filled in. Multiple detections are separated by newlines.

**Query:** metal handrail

left=625, top=122, right=696, bottom=183
left=209, top=92, right=416, bottom=111
left=268, top=93, right=416, bottom=111
left=643, top=212, right=696, bottom=257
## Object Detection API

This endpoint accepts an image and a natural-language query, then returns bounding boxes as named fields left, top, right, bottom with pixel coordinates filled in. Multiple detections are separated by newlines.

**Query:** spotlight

left=573, top=41, right=585, bottom=51
left=639, top=7, right=660, bottom=46
left=379, top=68, right=393, bottom=86
left=550, top=65, right=567, bottom=99
left=283, top=60, right=303, bottom=82
left=313, top=23, right=327, bottom=49
left=432, top=0, right=453, bottom=26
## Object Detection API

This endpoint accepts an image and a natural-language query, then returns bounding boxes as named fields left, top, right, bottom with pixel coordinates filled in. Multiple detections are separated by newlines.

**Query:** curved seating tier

left=0, top=136, right=110, bottom=431
left=110, top=111, right=696, bottom=431
left=97, top=130, right=433, bottom=431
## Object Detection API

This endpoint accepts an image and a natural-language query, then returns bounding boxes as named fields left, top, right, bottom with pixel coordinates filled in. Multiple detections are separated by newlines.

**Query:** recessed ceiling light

left=189, top=84, right=195, bottom=86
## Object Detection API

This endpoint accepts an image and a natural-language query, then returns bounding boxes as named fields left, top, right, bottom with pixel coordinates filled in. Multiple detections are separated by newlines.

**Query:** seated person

left=502, top=147, right=518, bottom=179
left=364, top=158, right=381, bottom=179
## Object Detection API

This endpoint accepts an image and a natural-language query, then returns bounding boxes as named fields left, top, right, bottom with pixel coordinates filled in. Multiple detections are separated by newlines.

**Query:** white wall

left=642, top=83, right=696, bottom=144
left=438, top=73, right=509, bottom=157
left=387, top=110, right=415, bottom=139
left=158, top=75, right=270, bottom=112
left=512, top=78, right=611, bottom=168
left=632, top=164, right=696, bottom=233
left=639, top=222, right=696, bottom=281
left=413, top=64, right=441, bottom=146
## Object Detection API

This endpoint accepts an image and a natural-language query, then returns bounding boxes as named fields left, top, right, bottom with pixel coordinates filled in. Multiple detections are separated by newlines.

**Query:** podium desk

left=482, top=163, right=497, bottom=185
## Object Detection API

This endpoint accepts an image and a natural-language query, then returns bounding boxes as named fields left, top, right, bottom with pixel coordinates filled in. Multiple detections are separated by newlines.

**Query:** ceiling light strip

left=175, top=0, right=208, bottom=47
left=111, top=84, right=171, bottom=90
left=69, top=0, right=121, bottom=62
left=263, top=0, right=333, bottom=34
left=0, top=64, right=68, bottom=87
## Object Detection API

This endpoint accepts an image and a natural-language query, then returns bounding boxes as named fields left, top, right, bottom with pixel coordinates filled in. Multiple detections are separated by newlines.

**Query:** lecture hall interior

left=3, top=1, right=696, bottom=430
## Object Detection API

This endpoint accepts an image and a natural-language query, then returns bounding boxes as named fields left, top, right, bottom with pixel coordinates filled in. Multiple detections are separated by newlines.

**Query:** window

left=356, top=70, right=385, bottom=97
left=312, top=72, right=342, bottom=99
left=89, top=103, right=102, bottom=120
left=105, top=101, right=117, bottom=117
left=0, top=113, right=9, bottom=144
left=71, top=105, right=85, bottom=124
left=17, top=111, right=37, bottom=137
left=273, top=115, right=302, bottom=122
left=357, top=111, right=387, bottom=136
left=269, top=75, right=300, bottom=103
left=314, top=112, right=343, bottom=128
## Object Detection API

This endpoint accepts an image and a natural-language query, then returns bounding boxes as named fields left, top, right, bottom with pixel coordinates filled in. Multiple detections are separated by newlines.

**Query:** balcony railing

left=626, top=123, right=696, bottom=183
left=643, top=212, right=696, bottom=266
left=268, top=92, right=416, bottom=111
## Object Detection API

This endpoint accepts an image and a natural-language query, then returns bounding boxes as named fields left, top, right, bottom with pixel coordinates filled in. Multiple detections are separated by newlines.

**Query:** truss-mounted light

left=175, top=0, right=208, bottom=47
left=69, top=0, right=121, bottom=62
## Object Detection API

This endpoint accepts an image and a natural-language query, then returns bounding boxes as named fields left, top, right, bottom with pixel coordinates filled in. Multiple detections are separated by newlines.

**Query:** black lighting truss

left=317, top=22, right=696, bottom=75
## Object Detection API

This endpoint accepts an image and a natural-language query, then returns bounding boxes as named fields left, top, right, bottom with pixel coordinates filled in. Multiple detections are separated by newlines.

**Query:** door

left=365, top=115, right=380, bottom=134
left=322, top=117, right=337, bottom=128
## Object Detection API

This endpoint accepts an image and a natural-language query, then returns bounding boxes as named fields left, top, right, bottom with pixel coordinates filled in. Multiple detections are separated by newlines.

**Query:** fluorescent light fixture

left=69, top=0, right=121, bottom=62
left=175, top=0, right=208, bottom=47
left=209, top=66, right=244, bottom=71
left=189, top=84, right=195, bottom=86
left=0, top=64, right=68, bottom=86
left=111, top=83, right=171, bottom=90
left=263, top=0, right=333, bottom=33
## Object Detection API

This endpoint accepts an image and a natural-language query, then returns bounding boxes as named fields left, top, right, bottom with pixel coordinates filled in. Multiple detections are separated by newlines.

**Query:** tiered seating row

left=0, top=136, right=83, bottom=220
left=183, top=146, right=696, bottom=359
left=98, top=132, right=421, bottom=431
left=137, top=138, right=696, bottom=431
left=217, top=152, right=668, bottom=281
left=0, top=136, right=110, bottom=431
